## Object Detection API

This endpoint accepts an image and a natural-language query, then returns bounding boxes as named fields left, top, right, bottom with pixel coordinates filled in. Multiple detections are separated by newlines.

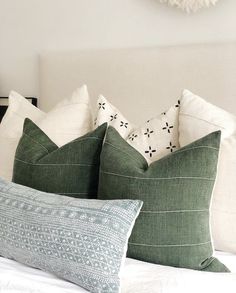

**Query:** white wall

left=0, top=0, right=236, bottom=97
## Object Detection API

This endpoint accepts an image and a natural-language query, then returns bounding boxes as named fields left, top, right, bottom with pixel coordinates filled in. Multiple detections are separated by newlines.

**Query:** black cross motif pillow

left=95, top=94, right=180, bottom=163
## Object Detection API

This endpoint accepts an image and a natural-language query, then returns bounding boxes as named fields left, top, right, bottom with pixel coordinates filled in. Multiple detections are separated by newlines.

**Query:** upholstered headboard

left=39, top=43, right=236, bottom=124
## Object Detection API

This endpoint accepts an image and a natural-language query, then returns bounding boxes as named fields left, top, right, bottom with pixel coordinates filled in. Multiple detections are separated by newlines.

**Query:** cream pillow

left=0, top=85, right=92, bottom=181
left=95, top=95, right=180, bottom=163
left=95, top=95, right=134, bottom=138
left=179, top=89, right=236, bottom=253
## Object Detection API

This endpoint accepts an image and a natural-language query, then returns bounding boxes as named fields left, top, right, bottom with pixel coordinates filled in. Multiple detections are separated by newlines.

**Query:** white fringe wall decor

left=160, top=0, right=219, bottom=13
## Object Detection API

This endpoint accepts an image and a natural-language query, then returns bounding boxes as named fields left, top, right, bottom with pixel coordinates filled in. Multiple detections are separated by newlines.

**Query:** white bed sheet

left=215, top=251, right=236, bottom=273
left=0, top=253, right=235, bottom=293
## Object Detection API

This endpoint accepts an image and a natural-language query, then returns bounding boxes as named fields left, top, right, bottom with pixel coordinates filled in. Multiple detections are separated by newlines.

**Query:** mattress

left=0, top=252, right=235, bottom=293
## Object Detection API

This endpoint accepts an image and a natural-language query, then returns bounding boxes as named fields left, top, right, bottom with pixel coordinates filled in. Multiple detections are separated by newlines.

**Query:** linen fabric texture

left=98, top=126, right=229, bottom=272
left=0, top=178, right=142, bottom=293
left=0, top=91, right=44, bottom=181
left=0, top=85, right=93, bottom=181
left=13, top=119, right=107, bottom=199
left=95, top=95, right=180, bottom=163
left=179, top=90, right=236, bottom=254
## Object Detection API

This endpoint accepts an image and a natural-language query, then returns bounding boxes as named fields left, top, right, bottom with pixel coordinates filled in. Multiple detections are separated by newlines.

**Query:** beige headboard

left=39, top=43, right=236, bottom=124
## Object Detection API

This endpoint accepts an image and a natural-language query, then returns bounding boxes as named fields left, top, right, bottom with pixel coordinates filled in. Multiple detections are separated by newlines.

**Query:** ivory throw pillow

left=179, top=89, right=236, bottom=253
left=98, top=126, right=229, bottom=272
left=0, top=91, right=44, bottom=181
left=95, top=95, right=180, bottom=163
left=0, top=85, right=92, bottom=181
left=0, top=178, right=142, bottom=293
left=13, top=119, right=107, bottom=199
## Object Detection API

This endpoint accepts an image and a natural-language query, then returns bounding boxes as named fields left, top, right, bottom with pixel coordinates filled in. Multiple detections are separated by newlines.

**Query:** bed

left=0, top=252, right=236, bottom=293
left=1, top=43, right=236, bottom=292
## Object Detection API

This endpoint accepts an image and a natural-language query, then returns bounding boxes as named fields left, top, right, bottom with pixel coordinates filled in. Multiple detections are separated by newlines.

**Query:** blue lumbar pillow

left=0, top=178, right=142, bottom=293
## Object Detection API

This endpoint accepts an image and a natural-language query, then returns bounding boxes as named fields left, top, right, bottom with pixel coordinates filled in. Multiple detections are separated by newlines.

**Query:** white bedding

left=0, top=252, right=236, bottom=293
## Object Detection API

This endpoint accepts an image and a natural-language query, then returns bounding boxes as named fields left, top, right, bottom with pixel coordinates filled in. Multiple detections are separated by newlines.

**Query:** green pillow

left=13, top=118, right=107, bottom=198
left=98, top=126, right=229, bottom=272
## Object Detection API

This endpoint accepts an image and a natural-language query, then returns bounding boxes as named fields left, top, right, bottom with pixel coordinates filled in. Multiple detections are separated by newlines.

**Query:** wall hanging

left=160, top=0, right=219, bottom=13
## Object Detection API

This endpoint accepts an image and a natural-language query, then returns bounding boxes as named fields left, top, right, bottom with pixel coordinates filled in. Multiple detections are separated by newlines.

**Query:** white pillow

left=95, top=95, right=134, bottom=138
left=0, top=85, right=92, bottom=181
left=179, top=89, right=236, bottom=253
left=95, top=95, right=180, bottom=163
left=36, top=86, right=92, bottom=146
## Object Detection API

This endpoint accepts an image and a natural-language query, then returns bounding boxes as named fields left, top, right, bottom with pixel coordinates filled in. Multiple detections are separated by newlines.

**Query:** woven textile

left=0, top=178, right=142, bottom=293
left=98, top=127, right=229, bottom=272
left=13, top=119, right=107, bottom=198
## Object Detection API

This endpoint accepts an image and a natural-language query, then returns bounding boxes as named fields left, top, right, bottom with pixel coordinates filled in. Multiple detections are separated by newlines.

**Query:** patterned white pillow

left=95, top=95, right=180, bottom=163
left=0, top=85, right=93, bottom=181
left=95, top=95, right=134, bottom=138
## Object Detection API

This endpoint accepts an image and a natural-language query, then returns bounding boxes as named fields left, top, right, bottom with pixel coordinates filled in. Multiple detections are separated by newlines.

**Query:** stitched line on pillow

left=151, top=145, right=219, bottom=166
left=57, top=192, right=95, bottom=195
left=14, top=158, right=97, bottom=167
left=179, top=113, right=227, bottom=130
left=105, top=141, right=218, bottom=168
left=23, top=132, right=50, bottom=154
left=128, top=241, right=211, bottom=247
left=104, top=141, right=147, bottom=167
left=141, top=209, right=208, bottom=213
left=100, top=170, right=215, bottom=181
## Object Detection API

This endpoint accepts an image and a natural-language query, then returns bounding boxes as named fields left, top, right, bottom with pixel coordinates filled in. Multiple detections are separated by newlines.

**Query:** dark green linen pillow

left=13, top=118, right=107, bottom=198
left=98, top=126, right=229, bottom=272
